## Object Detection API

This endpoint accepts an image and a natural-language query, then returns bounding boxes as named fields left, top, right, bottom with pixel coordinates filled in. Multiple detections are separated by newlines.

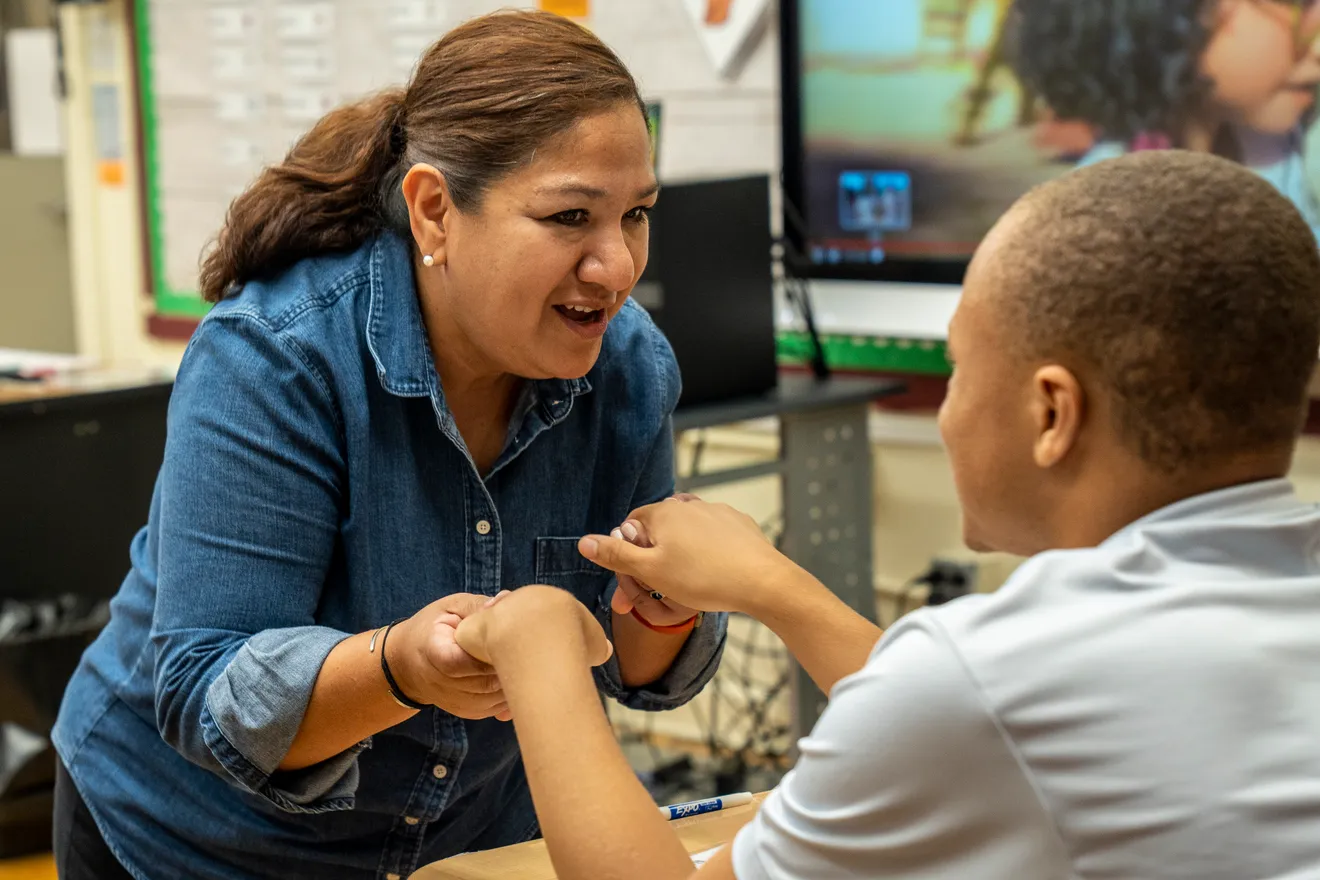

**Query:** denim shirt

left=51, top=232, right=727, bottom=880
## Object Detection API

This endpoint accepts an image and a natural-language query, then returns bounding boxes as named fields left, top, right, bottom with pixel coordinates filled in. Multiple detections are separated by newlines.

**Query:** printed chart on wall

left=135, top=0, right=567, bottom=319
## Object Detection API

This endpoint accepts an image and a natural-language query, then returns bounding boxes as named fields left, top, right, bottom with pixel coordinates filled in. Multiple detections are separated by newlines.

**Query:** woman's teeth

left=555, top=305, right=601, bottom=323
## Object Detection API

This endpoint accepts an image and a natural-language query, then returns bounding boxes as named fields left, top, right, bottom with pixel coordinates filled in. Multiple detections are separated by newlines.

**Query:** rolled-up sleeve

left=150, top=311, right=362, bottom=813
left=594, top=586, right=728, bottom=712
left=592, top=336, right=728, bottom=710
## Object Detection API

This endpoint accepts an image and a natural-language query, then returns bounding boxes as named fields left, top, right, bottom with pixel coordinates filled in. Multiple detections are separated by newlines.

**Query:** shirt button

left=475, top=519, right=492, bottom=535
left=433, top=764, right=448, bottom=779
left=404, top=816, right=420, bottom=826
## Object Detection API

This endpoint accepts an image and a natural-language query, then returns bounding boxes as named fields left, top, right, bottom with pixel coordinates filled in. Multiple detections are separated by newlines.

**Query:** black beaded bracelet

left=379, top=618, right=430, bottom=711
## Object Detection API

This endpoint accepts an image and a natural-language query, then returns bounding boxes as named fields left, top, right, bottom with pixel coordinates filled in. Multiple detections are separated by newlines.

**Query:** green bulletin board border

left=134, top=0, right=212, bottom=320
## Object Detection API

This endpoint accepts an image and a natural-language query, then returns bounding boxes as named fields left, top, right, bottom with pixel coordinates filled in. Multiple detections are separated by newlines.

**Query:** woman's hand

left=579, top=498, right=791, bottom=616
left=455, top=586, right=613, bottom=670
left=388, top=593, right=513, bottom=721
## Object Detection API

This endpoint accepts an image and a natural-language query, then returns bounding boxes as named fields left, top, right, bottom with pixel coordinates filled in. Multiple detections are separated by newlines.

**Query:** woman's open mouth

left=553, top=304, right=609, bottom=338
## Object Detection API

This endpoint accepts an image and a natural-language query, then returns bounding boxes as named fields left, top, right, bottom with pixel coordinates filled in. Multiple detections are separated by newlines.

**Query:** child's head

left=940, top=151, right=1320, bottom=555
left=1011, top=0, right=1320, bottom=144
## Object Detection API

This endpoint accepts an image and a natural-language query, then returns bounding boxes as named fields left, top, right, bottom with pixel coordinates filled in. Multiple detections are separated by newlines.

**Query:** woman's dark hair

left=199, top=10, right=646, bottom=302
left=1007, top=0, right=1214, bottom=142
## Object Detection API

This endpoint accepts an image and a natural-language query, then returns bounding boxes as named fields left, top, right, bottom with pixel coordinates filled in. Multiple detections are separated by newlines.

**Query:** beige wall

left=60, top=0, right=186, bottom=370
left=0, top=156, right=77, bottom=352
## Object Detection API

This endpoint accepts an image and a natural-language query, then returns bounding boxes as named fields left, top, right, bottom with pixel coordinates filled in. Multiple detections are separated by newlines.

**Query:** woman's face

left=1201, top=0, right=1320, bottom=134
left=424, top=103, right=657, bottom=382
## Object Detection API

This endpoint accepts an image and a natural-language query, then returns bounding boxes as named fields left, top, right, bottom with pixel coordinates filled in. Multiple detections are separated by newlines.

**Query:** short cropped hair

left=993, top=150, right=1320, bottom=471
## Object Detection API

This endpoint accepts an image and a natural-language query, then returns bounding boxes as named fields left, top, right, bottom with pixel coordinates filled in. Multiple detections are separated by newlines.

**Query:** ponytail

left=199, top=88, right=406, bottom=302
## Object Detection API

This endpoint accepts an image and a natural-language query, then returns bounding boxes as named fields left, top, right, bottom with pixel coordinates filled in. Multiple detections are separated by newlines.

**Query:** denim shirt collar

left=364, top=232, right=591, bottom=425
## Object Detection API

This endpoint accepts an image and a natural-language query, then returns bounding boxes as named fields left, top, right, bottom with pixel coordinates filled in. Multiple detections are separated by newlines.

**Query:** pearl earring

left=422, top=254, right=435, bottom=267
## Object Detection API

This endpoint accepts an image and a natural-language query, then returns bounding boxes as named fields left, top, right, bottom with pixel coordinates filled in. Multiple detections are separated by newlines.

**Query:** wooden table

left=0, top=367, right=173, bottom=406
left=415, top=793, right=768, bottom=880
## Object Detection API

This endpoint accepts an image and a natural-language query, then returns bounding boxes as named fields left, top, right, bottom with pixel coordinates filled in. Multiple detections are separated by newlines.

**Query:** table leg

left=779, top=403, right=875, bottom=734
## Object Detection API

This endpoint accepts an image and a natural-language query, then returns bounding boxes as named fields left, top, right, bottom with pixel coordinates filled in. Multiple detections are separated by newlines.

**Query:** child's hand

left=581, top=498, right=783, bottom=616
left=607, top=497, right=703, bottom=626
left=455, top=586, right=613, bottom=669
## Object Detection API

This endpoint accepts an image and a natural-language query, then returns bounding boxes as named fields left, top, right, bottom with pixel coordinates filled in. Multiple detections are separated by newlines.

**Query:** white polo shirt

left=734, top=479, right=1320, bottom=879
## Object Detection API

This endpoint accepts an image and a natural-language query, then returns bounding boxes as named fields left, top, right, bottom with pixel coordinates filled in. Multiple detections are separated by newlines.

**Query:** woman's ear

left=1031, top=364, right=1084, bottom=469
left=401, top=163, right=453, bottom=267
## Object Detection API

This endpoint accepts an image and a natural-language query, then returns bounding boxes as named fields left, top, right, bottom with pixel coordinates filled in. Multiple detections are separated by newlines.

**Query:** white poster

left=681, top=0, right=771, bottom=79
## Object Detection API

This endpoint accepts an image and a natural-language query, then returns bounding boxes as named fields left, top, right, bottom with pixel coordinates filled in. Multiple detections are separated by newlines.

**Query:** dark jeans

left=52, top=760, right=133, bottom=880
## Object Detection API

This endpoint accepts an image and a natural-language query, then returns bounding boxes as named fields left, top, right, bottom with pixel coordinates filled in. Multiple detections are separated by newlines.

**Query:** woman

left=50, top=11, right=726, bottom=879
left=1010, top=0, right=1320, bottom=241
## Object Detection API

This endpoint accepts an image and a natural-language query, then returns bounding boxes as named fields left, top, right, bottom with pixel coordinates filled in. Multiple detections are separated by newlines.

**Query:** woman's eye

left=626, top=205, right=654, bottom=223
left=549, top=210, right=588, bottom=226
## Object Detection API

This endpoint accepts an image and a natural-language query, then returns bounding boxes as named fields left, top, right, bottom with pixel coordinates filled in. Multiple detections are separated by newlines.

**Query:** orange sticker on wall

left=706, top=0, right=733, bottom=25
left=539, top=0, right=589, bottom=17
left=97, top=160, right=125, bottom=187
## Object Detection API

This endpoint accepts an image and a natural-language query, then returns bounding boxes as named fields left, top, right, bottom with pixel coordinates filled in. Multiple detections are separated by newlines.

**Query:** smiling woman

left=48, top=10, right=725, bottom=880
left=396, top=103, right=661, bottom=399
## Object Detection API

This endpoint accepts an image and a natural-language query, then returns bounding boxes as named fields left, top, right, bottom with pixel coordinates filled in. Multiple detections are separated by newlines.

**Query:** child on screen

left=1010, top=0, right=1320, bottom=241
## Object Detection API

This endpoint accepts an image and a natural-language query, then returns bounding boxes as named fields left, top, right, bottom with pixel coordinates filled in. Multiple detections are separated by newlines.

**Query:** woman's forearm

left=278, top=628, right=416, bottom=772
left=611, top=610, right=691, bottom=687
left=280, top=594, right=510, bottom=770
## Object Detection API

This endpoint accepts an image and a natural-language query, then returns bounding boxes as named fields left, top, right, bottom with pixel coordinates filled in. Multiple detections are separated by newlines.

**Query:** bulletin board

left=132, top=0, right=778, bottom=323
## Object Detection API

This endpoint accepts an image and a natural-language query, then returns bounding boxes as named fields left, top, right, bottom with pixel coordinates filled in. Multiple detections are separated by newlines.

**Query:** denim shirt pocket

left=533, top=537, right=613, bottom=609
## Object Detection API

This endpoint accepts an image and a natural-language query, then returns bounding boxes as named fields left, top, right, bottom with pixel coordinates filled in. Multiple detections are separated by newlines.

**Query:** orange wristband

left=629, top=607, right=699, bottom=635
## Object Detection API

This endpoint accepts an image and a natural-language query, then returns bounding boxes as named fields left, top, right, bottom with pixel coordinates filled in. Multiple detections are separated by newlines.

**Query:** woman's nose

left=580, top=231, right=636, bottom=292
